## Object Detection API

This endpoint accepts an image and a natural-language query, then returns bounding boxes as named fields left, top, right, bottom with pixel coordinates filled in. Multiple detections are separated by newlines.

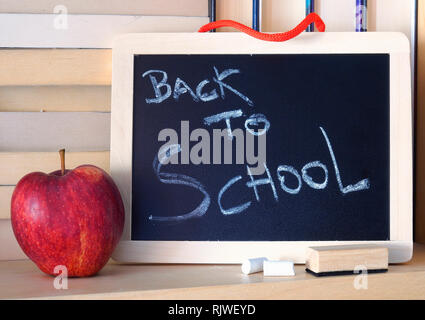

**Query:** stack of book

left=0, top=0, right=209, bottom=260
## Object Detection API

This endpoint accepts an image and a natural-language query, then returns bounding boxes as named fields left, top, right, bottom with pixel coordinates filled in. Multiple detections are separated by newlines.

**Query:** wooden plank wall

left=0, top=0, right=417, bottom=260
left=416, top=0, right=425, bottom=243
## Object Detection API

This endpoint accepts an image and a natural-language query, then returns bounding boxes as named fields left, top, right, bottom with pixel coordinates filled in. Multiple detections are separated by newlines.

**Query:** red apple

left=11, top=149, right=124, bottom=277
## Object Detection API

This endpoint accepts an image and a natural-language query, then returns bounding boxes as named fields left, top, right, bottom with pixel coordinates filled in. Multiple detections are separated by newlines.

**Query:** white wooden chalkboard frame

left=111, top=33, right=412, bottom=264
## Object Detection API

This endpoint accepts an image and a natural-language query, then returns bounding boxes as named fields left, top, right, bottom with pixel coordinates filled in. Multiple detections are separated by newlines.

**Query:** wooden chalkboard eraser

left=305, top=245, right=388, bottom=277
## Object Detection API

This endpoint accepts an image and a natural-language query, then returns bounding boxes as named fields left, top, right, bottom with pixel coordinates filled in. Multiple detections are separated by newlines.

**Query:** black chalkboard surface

left=131, top=54, right=389, bottom=241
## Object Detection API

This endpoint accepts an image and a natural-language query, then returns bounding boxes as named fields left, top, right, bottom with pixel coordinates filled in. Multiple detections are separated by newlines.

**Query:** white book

left=0, top=86, right=111, bottom=112
left=0, top=14, right=209, bottom=48
left=0, top=151, right=110, bottom=185
left=0, top=112, right=110, bottom=152
left=0, top=0, right=208, bottom=16
left=0, top=49, right=111, bottom=86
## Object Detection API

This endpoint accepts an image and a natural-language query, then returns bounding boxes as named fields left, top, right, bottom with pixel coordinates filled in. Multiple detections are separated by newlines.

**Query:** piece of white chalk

left=241, top=257, right=268, bottom=275
left=263, top=260, right=295, bottom=277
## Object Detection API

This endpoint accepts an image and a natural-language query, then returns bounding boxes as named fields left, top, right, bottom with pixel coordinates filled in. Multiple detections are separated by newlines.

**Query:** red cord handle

left=198, top=13, right=325, bottom=42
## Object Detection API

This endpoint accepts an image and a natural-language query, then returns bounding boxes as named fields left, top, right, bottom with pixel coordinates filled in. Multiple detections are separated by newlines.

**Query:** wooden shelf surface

left=2, top=244, right=425, bottom=300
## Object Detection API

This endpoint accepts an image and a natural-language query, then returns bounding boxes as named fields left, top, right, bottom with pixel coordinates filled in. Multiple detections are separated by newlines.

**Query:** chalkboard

left=131, top=53, right=390, bottom=242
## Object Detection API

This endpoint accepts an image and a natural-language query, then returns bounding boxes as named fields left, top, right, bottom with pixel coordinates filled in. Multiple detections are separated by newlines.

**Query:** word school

left=149, top=126, right=370, bottom=222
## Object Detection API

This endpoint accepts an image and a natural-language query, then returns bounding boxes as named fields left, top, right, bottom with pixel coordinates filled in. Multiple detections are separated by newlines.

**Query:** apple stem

left=59, top=149, right=65, bottom=176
